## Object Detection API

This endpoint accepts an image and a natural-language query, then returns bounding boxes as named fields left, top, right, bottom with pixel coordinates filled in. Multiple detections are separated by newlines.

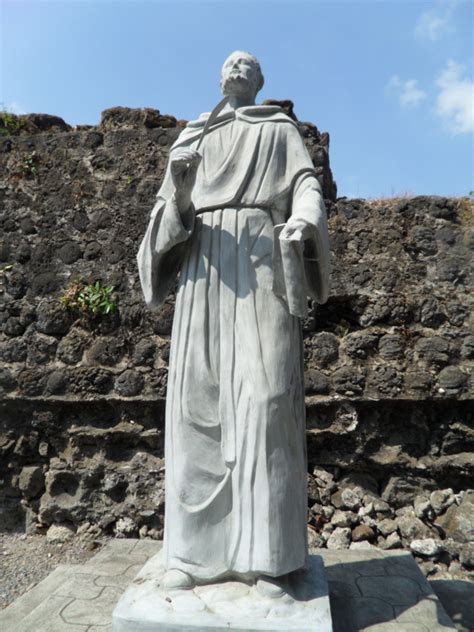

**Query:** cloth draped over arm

left=136, top=165, right=194, bottom=309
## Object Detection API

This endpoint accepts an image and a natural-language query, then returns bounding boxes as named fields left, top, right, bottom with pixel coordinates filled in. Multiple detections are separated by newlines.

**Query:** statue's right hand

left=170, top=149, right=201, bottom=211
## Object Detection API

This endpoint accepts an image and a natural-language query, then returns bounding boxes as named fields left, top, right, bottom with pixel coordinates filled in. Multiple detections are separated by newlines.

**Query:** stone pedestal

left=112, top=551, right=332, bottom=631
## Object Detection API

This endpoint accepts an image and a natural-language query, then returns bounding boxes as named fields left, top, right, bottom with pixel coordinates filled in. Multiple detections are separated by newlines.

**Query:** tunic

left=137, top=105, right=330, bottom=581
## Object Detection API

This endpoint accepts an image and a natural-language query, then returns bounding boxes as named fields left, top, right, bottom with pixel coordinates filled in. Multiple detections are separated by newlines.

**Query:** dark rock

left=366, top=366, right=403, bottom=397
left=153, top=302, right=174, bottom=335
left=115, top=370, right=144, bottom=397
left=100, top=107, right=177, bottom=131
left=27, top=334, right=58, bottom=365
left=351, top=524, right=375, bottom=542
left=343, top=332, right=379, bottom=359
left=305, top=369, right=329, bottom=395
left=87, top=338, right=124, bottom=366
left=68, top=368, right=113, bottom=394
left=58, top=241, right=82, bottom=264
left=4, top=317, right=26, bottom=337
left=31, top=272, right=60, bottom=296
left=84, top=241, right=101, bottom=260
left=20, top=113, right=71, bottom=133
left=133, top=339, right=156, bottom=367
left=310, top=332, right=339, bottom=367
left=262, top=99, right=297, bottom=121
left=405, top=371, right=433, bottom=394
left=0, top=368, right=16, bottom=394
left=460, top=336, right=474, bottom=359
left=0, top=338, right=27, bottom=362
left=332, top=367, right=365, bottom=396
left=382, top=476, right=437, bottom=507
left=19, top=465, right=45, bottom=498
left=36, top=301, right=71, bottom=335
left=378, top=335, right=405, bottom=359
left=415, top=336, right=450, bottom=365
left=420, top=297, right=445, bottom=327
left=437, top=366, right=466, bottom=395
left=44, top=370, right=68, bottom=395
left=73, top=212, right=89, bottom=232
left=436, top=257, right=464, bottom=283
left=56, top=329, right=89, bottom=364
left=17, top=368, right=47, bottom=396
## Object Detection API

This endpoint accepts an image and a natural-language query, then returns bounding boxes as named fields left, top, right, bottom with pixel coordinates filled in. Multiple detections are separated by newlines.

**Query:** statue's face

left=220, top=52, right=261, bottom=98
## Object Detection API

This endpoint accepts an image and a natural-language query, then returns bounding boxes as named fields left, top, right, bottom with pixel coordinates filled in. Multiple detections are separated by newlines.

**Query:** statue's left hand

left=279, top=217, right=312, bottom=242
left=170, top=149, right=202, bottom=213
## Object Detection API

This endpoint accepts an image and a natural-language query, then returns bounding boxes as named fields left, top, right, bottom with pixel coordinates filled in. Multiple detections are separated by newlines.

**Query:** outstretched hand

left=170, top=149, right=202, bottom=213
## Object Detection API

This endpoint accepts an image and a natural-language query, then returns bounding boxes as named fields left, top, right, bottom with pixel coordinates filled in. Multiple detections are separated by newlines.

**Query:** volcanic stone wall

left=0, top=109, right=472, bottom=566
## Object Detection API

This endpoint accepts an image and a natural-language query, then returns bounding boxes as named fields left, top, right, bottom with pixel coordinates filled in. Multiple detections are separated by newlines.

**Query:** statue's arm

left=286, top=171, right=331, bottom=304
left=136, top=161, right=196, bottom=310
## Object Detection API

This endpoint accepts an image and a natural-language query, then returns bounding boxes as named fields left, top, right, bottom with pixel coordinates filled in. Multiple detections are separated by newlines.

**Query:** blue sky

left=1, top=0, right=473, bottom=198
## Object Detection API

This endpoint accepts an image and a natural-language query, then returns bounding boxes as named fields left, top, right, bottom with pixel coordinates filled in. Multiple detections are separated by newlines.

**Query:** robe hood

left=171, top=104, right=298, bottom=151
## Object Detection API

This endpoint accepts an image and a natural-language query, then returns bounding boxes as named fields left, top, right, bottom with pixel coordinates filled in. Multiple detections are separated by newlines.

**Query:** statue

left=137, top=51, right=330, bottom=599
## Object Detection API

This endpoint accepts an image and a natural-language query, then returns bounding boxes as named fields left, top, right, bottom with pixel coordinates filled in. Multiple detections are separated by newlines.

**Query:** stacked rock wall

left=0, top=108, right=472, bottom=575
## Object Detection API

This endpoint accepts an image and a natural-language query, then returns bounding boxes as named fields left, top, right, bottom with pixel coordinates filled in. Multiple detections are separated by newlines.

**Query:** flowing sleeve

left=290, top=171, right=331, bottom=304
left=136, top=162, right=195, bottom=309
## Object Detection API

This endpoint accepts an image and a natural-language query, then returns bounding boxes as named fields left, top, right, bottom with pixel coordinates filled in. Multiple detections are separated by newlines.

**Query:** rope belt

left=194, top=204, right=272, bottom=216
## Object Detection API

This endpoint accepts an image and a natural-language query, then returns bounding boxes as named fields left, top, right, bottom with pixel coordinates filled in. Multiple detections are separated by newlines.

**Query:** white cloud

left=388, top=75, right=427, bottom=108
left=415, top=0, right=456, bottom=41
left=435, top=60, right=474, bottom=134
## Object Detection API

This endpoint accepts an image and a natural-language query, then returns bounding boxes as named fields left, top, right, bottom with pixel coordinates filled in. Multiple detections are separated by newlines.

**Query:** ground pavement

left=1, top=539, right=472, bottom=631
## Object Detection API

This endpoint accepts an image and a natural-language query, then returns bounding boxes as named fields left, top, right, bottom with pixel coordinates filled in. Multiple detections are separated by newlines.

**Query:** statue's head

left=220, top=51, right=264, bottom=100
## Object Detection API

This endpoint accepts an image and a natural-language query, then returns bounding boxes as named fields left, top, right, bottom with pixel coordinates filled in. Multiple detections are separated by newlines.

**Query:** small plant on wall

left=60, top=279, right=117, bottom=317
left=0, top=110, right=24, bottom=136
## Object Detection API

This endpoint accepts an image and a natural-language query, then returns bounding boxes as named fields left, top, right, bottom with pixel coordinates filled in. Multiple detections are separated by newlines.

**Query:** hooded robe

left=137, top=105, right=330, bottom=581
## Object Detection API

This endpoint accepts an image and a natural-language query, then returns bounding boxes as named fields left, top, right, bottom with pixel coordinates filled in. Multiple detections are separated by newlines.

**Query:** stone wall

left=0, top=108, right=472, bottom=576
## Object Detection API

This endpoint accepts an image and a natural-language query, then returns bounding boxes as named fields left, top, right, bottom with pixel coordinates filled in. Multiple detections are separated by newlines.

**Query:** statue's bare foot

left=255, top=575, right=286, bottom=599
left=162, top=569, right=194, bottom=590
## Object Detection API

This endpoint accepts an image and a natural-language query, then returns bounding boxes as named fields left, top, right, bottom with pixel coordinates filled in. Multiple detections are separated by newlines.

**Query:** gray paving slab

left=0, top=565, right=71, bottom=630
left=0, top=540, right=460, bottom=632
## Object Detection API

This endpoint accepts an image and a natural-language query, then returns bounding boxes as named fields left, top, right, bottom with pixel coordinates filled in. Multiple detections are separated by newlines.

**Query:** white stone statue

left=137, top=51, right=330, bottom=598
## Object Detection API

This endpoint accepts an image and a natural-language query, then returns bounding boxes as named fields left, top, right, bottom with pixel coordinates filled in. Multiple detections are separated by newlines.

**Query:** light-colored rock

left=377, top=518, right=398, bottom=536
left=114, top=517, right=137, bottom=538
left=46, top=523, right=76, bottom=543
left=340, top=488, right=361, bottom=511
left=349, top=541, right=375, bottom=551
left=459, top=543, right=474, bottom=568
left=327, top=527, right=351, bottom=549
left=430, top=489, right=455, bottom=516
left=379, top=532, right=403, bottom=550
left=414, top=495, right=432, bottom=519
left=398, top=511, right=432, bottom=540
left=358, top=502, right=374, bottom=517
left=331, top=509, right=356, bottom=528
left=435, top=491, right=474, bottom=543
left=410, top=538, right=444, bottom=557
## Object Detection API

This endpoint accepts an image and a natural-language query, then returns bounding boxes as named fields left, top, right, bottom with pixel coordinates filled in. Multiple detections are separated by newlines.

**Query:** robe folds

left=137, top=105, right=330, bottom=581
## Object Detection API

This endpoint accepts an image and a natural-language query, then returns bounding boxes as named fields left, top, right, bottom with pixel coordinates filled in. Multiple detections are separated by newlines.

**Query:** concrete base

left=112, top=550, right=332, bottom=631
left=0, top=539, right=461, bottom=632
